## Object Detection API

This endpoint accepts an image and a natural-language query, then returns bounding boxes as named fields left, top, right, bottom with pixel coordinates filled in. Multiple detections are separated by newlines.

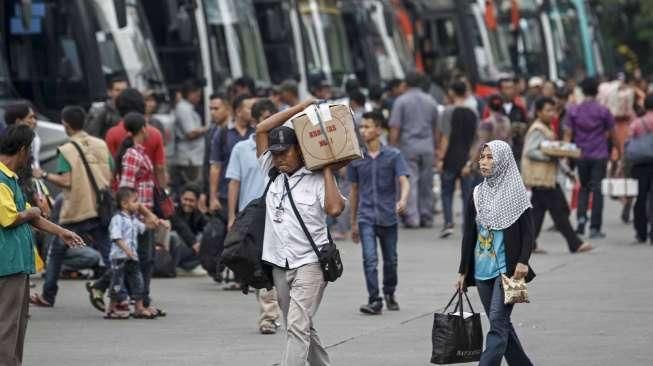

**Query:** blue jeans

left=476, top=277, right=532, bottom=366
left=109, top=259, right=144, bottom=302
left=440, top=170, right=479, bottom=227
left=359, top=223, right=398, bottom=303
left=576, top=159, right=607, bottom=231
left=42, top=218, right=110, bottom=305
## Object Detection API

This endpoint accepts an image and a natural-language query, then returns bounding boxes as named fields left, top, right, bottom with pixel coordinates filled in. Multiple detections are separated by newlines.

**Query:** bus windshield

left=0, top=40, right=11, bottom=98
left=90, top=0, right=167, bottom=94
left=204, top=0, right=270, bottom=86
left=548, top=0, right=585, bottom=80
left=299, top=0, right=353, bottom=86
left=487, top=15, right=547, bottom=77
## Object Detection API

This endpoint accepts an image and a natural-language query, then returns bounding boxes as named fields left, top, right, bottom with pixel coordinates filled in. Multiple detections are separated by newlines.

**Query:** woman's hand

left=454, top=273, right=466, bottom=293
left=513, top=263, right=529, bottom=280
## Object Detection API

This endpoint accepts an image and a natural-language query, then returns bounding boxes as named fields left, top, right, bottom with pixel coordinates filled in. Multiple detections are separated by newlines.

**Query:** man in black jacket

left=170, top=185, right=208, bottom=273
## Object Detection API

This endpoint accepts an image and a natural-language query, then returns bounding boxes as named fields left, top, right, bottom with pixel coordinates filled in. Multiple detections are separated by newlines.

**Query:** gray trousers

left=403, top=152, right=435, bottom=227
left=256, top=288, right=280, bottom=327
left=0, top=274, right=29, bottom=366
left=273, top=264, right=330, bottom=366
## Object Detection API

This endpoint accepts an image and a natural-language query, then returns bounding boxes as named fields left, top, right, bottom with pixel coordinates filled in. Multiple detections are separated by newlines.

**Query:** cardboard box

left=291, top=103, right=363, bottom=170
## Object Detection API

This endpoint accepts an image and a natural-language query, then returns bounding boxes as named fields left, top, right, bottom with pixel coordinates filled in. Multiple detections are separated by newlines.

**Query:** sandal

left=29, top=293, right=52, bottom=307
left=85, top=282, right=105, bottom=313
left=149, top=307, right=166, bottom=317
left=103, top=310, right=130, bottom=320
left=131, top=310, right=157, bottom=319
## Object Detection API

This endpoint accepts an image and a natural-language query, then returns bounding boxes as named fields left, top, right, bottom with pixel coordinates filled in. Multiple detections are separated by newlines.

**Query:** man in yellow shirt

left=0, top=125, right=84, bottom=366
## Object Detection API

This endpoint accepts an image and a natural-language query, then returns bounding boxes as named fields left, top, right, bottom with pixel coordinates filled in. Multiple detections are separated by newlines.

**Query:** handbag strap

left=284, top=175, right=322, bottom=257
left=451, top=291, right=476, bottom=316
left=69, top=141, right=103, bottom=200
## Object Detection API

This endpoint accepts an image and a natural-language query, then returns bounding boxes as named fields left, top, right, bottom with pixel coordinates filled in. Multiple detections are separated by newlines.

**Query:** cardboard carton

left=291, top=103, right=363, bottom=170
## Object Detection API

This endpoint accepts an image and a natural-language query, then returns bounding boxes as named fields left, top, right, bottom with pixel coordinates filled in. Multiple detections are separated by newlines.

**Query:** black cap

left=268, top=126, right=298, bottom=152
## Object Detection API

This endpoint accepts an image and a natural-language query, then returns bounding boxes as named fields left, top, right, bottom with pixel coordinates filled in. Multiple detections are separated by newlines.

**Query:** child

left=348, top=111, right=410, bottom=314
left=105, top=188, right=160, bottom=319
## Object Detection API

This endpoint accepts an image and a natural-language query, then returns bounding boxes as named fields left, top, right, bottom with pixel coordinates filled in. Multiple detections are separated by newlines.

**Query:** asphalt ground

left=24, top=198, right=653, bottom=365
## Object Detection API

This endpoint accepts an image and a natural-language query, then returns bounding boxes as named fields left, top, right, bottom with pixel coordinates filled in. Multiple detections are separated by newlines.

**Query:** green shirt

left=57, top=153, right=115, bottom=173
left=0, top=162, right=35, bottom=277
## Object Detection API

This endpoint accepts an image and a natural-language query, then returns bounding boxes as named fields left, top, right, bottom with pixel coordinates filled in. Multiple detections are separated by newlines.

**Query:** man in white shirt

left=255, top=99, right=345, bottom=366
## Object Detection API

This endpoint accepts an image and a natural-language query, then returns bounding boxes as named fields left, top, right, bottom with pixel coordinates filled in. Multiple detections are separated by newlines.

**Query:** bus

left=254, top=0, right=354, bottom=97
left=481, top=0, right=554, bottom=80
left=142, top=0, right=270, bottom=120
left=1, top=0, right=167, bottom=120
left=546, top=0, right=612, bottom=79
left=397, top=0, right=500, bottom=96
left=340, top=0, right=414, bottom=88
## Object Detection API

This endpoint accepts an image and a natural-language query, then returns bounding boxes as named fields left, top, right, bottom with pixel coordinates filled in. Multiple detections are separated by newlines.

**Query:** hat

left=528, top=76, right=544, bottom=88
left=268, top=126, right=298, bottom=152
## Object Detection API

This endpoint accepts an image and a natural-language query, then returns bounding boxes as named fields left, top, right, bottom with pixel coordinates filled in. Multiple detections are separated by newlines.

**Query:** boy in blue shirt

left=349, top=111, right=410, bottom=314
left=106, top=188, right=162, bottom=319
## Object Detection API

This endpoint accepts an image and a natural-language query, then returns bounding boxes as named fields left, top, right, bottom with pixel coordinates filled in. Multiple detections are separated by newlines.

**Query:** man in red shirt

left=104, top=88, right=167, bottom=186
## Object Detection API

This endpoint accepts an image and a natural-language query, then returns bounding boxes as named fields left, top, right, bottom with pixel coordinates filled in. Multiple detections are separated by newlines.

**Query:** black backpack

left=222, top=169, right=279, bottom=293
left=199, top=213, right=227, bottom=277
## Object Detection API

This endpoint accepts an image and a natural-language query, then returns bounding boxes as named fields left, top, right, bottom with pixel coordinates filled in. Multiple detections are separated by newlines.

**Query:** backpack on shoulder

left=221, top=169, right=279, bottom=293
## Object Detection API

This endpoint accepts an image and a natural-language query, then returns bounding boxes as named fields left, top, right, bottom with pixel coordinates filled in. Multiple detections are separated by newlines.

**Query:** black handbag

left=431, top=291, right=483, bottom=364
left=70, top=141, right=115, bottom=227
left=284, top=176, right=343, bottom=282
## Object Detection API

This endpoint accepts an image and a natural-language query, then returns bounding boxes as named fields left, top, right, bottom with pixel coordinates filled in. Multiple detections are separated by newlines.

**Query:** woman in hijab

left=455, top=140, right=534, bottom=366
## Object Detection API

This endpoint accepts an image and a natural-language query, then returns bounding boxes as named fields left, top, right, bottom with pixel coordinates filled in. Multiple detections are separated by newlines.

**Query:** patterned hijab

left=473, top=140, right=531, bottom=230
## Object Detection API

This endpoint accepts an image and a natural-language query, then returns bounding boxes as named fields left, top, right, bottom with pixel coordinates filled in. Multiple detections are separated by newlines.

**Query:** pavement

left=24, top=198, right=653, bottom=366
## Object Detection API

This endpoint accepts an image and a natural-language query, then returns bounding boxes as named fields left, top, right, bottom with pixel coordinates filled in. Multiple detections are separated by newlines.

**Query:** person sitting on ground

left=169, top=184, right=208, bottom=274
left=105, top=187, right=163, bottom=319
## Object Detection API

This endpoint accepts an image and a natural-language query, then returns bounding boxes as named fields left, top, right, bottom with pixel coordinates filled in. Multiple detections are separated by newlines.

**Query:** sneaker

left=384, top=295, right=400, bottom=311
left=359, top=300, right=383, bottom=315
left=440, top=225, right=454, bottom=238
left=589, top=230, right=606, bottom=239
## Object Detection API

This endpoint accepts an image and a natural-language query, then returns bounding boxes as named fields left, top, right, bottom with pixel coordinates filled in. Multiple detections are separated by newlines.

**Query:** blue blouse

left=474, top=225, right=507, bottom=281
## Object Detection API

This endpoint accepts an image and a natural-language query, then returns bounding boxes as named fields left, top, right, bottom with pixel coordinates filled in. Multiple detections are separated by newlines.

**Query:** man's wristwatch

left=41, top=171, right=48, bottom=180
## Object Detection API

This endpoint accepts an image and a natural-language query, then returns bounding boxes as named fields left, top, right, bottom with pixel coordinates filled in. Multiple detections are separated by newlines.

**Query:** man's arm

left=114, top=238, right=136, bottom=259
left=396, top=175, right=410, bottom=214
left=7, top=207, right=41, bottom=228
left=31, top=215, right=84, bottom=247
left=43, top=172, right=71, bottom=189
left=154, top=165, right=167, bottom=188
left=209, top=163, right=222, bottom=212
left=256, top=99, right=314, bottom=157
left=177, top=106, right=208, bottom=140
left=323, top=166, right=345, bottom=217
left=389, top=127, right=400, bottom=146
left=349, top=183, right=359, bottom=243
left=227, top=179, right=240, bottom=229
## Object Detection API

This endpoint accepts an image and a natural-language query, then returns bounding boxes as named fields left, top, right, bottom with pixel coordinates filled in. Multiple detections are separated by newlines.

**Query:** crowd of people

left=1, top=67, right=653, bottom=366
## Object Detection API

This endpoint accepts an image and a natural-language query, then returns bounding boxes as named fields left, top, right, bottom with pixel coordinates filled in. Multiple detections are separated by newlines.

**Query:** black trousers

left=576, top=159, right=608, bottom=231
left=531, top=185, right=583, bottom=252
left=631, top=164, right=653, bottom=241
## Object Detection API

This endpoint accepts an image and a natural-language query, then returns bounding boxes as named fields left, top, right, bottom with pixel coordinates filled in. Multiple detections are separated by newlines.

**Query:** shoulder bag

left=625, top=118, right=653, bottom=164
left=70, top=141, right=115, bottom=226
left=284, top=176, right=343, bottom=282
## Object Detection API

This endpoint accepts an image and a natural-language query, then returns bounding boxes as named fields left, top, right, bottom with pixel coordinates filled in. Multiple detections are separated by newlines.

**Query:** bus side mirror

left=114, top=0, right=127, bottom=28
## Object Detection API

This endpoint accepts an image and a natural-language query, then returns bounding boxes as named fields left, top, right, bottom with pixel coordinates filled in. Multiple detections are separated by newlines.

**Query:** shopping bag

left=431, top=291, right=483, bottom=364
left=601, top=178, right=638, bottom=198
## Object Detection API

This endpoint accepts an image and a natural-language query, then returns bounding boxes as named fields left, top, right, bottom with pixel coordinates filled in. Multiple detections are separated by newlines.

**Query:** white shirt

left=258, top=151, right=328, bottom=269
